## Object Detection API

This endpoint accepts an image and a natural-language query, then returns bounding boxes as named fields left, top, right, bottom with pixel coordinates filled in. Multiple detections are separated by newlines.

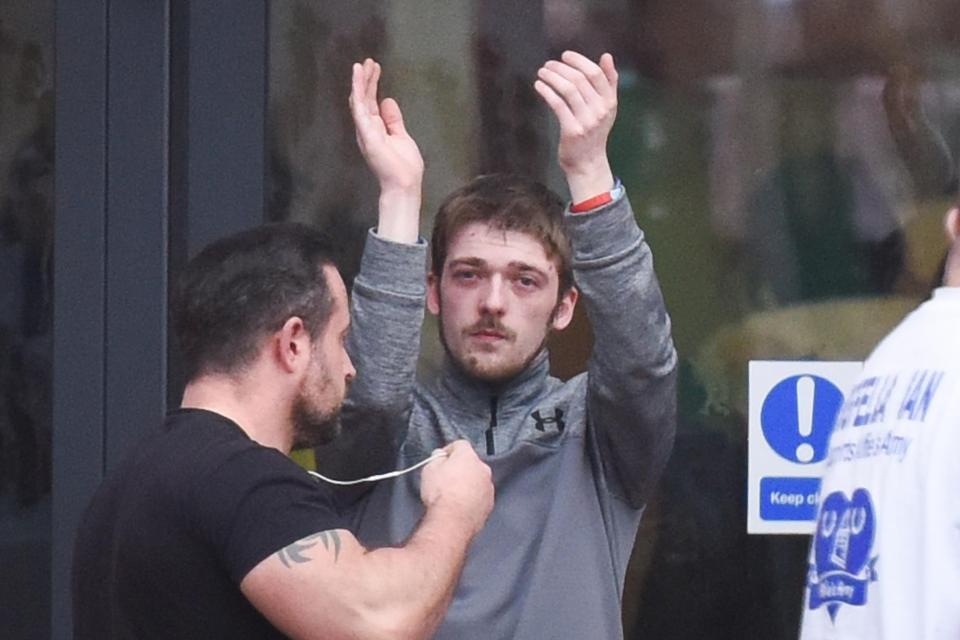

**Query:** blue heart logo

left=808, top=489, right=878, bottom=621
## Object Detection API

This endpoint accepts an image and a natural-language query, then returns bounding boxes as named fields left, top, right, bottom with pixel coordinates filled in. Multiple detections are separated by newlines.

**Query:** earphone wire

left=308, top=450, right=448, bottom=486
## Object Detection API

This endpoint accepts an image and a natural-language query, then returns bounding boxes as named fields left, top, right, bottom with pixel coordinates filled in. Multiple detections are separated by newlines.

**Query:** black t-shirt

left=72, top=409, right=342, bottom=639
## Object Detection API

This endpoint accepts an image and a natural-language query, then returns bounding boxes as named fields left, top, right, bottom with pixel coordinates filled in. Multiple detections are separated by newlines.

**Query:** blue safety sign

left=748, top=361, right=862, bottom=534
left=759, top=476, right=821, bottom=521
left=760, top=375, right=844, bottom=464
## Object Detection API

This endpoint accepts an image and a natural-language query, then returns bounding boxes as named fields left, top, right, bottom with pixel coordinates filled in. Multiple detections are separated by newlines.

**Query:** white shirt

left=800, top=287, right=960, bottom=639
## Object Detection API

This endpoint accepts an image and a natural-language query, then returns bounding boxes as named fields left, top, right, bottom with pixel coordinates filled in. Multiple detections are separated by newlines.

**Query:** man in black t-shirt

left=72, top=224, right=494, bottom=639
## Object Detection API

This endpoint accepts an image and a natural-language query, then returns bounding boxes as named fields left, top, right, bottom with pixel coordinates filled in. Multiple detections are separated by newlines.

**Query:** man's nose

left=344, top=351, right=357, bottom=382
left=480, top=276, right=507, bottom=315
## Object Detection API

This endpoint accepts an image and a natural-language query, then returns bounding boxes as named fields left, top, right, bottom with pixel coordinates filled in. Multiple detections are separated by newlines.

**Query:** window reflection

left=0, top=4, right=54, bottom=638
left=268, top=1, right=960, bottom=638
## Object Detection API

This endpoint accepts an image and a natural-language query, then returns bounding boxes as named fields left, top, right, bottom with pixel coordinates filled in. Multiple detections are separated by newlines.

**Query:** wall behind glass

left=0, top=2, right=54, bottom=639
left=268, top=1, right=960, bottom=637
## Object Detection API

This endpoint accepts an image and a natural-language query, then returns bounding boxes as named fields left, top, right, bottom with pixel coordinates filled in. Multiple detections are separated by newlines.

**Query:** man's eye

left=454, top=271, right=477, bottom=281
left=517, top=276, right=537, bottom=288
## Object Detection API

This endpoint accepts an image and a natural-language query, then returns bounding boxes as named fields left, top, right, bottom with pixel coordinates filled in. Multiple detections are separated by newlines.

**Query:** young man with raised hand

left=336, top=51, right=677, bottom=639
left=72, top=224, right=493, bottom=640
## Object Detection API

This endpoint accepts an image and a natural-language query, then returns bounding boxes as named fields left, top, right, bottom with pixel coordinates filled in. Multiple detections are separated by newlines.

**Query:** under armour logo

left=532, top=409, right=565, bottom=433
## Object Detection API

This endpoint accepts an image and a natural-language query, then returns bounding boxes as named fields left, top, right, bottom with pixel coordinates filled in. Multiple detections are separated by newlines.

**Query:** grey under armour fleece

left=330, top=191, right=677, bottom=640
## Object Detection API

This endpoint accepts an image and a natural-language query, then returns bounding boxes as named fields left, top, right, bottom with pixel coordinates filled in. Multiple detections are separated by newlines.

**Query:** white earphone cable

left=308, top=450, right=448, bottom=486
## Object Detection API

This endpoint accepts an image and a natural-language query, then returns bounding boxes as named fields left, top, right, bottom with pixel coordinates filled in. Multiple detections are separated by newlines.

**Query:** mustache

left=464, top=317, right=516, bottom=341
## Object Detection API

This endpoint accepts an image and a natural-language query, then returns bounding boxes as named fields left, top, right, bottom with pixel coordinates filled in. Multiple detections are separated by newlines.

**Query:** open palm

left=349, top=59, right=423, bottom=192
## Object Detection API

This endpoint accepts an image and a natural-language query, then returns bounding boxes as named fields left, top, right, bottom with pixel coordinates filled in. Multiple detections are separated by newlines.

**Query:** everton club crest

left=806, top=488, right=879, bottom=622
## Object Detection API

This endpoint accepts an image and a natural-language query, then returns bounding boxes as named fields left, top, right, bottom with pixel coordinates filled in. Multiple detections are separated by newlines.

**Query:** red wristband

left=570, top=191, right=613, bottom=213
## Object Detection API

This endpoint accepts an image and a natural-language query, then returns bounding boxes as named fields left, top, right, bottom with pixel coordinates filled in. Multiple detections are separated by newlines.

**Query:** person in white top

left=799, top=202, right=960, bottom=639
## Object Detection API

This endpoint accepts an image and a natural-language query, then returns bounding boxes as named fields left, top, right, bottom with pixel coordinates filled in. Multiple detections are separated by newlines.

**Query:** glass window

left=0, top=2, right=54, bottom=638
left=268, top=1, right=959, bottom=637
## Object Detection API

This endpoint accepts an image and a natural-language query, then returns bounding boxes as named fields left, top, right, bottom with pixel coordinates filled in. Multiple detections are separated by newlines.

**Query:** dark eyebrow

left=447, top=258, right=550, bottom=278
left=447, top=257, right=487, bottom=269
left=509, top=262, right=549, bottom=277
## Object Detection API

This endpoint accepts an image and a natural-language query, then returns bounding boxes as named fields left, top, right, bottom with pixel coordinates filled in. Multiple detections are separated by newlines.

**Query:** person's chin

left=466, top=356, right=522, bottom=384
left=293, top=419, right=342, bottom=450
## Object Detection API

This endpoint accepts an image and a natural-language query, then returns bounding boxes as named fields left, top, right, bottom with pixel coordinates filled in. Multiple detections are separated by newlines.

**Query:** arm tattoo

left=276, top=530, right=342, bottom=568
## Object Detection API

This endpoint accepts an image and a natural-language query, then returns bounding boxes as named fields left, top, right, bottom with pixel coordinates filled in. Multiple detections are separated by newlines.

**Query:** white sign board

left=748, top=361, right=862, bottom=534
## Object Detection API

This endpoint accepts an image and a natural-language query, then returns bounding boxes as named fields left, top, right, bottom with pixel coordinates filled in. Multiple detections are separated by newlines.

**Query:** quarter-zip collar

left=431, top=349, right=552, bottom=452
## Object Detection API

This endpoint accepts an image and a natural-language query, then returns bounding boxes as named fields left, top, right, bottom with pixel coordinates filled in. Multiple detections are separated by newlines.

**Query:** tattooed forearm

left=276, top=530, right=342, bottom=568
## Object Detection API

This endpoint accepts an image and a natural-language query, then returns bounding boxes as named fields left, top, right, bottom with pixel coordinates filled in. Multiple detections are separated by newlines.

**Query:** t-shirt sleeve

left=188, top=444, right=344, bottom=585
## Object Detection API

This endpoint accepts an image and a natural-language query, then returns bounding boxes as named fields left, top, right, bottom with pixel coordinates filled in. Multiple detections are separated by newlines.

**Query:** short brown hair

left=430, top=174, right=574, bottom=294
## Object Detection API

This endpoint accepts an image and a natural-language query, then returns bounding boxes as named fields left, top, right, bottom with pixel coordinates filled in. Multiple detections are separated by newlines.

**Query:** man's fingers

left=350, top=60, right=392, bottom=143
left=380, top=98, right=408, bottom=137
left=533, top=79, right=579, bottom=133
left=443, top=440, right=467, bottom=455
left=425, top=447, right=449, bottom=467
left=349, top=62, right=364, bottom=112
left=350, top=60, right=378, bottom=118
left=370, top=61, right=381, bottom=108
left=537, top=66, right=589, bottom=119
left=543, top=60, right=600, bottom=113
left=362, top=58, right=380, bottom=115
left=349, top=67, right=371, bottom=119
left=560, top=50, right=617, bottom=98
left=349, top=68, right=372, bottom=136
left=598, top=53, right=618, bottom=88
left=442, top=439, right=478, bottom=457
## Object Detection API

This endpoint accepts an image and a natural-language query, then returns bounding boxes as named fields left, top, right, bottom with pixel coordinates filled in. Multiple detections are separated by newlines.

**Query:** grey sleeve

left=566, top=192, right=678, bottom=509
left=314, top=229, right=427, bottom=490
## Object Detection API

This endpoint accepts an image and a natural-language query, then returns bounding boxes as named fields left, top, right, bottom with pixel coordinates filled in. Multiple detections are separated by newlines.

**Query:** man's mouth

left=467, top=322, right=514, bottom=343
left=472, top=330, right=505, bottom=340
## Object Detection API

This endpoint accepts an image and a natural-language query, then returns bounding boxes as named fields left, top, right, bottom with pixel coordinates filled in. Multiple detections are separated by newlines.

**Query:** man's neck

left=943, top=248, right=960, bottom=288
left=180, top=374, right=293, bottom=454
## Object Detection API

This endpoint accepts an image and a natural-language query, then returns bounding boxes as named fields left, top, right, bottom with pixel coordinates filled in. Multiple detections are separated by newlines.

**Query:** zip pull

left=485, top=396, right=498, bottom=455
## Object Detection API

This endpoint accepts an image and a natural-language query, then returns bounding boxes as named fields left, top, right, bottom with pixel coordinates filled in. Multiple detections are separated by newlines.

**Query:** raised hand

left=534, top=51, right=618, bottom=202
left=349, top=58, right=423, bottom=242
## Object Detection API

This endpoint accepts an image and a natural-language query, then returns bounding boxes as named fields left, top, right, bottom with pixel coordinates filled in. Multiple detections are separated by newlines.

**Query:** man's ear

left=275, top=316, right=311, bottom=373
left=550, top=286, right=579, bottom=331
left=944, top=207, right=960, bottom=243
left=427, top=272, right=441, bottom=316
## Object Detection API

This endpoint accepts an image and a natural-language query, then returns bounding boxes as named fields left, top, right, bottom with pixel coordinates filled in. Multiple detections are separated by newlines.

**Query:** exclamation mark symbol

left=796, top=376, right=815, bottom=462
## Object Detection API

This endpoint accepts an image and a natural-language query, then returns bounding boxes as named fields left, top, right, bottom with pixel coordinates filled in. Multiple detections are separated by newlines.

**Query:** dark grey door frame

left=167, top=0, right=268, bottom=404
left=52, top=1, right=266, bottom=636
left=52, top=1, right=110, bottom=634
